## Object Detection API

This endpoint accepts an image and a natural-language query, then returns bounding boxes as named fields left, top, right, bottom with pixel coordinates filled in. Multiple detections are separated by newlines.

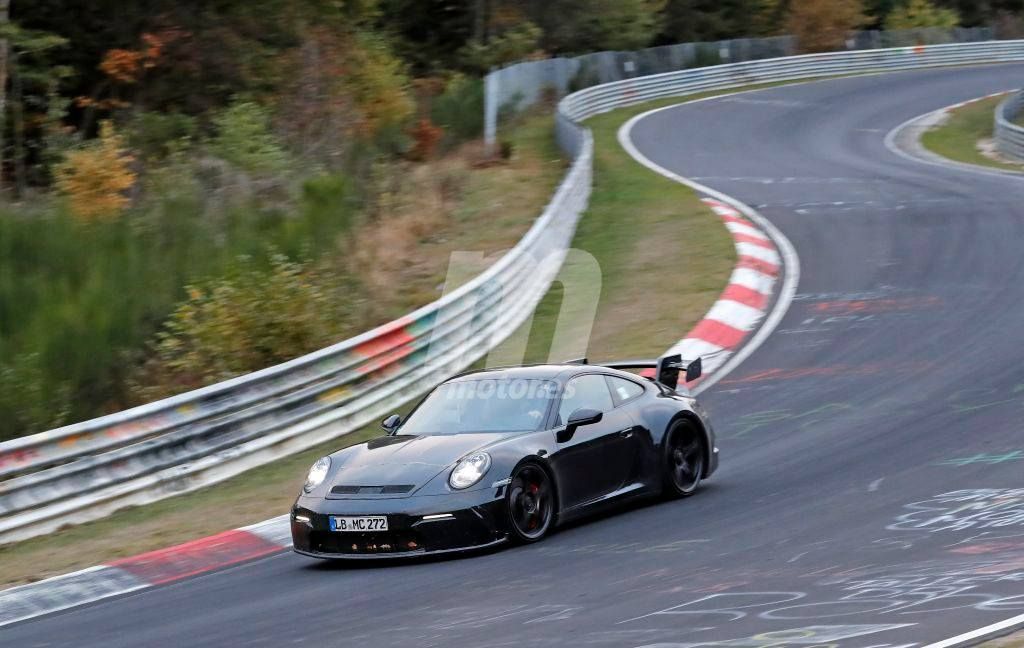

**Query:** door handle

left=619, top=428, right=634, bottom=438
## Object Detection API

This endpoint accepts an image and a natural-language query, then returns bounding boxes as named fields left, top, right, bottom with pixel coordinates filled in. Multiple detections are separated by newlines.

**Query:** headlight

left=303, top=456, right=331, bottom=493
left=449, top=452, right=491, bottom=490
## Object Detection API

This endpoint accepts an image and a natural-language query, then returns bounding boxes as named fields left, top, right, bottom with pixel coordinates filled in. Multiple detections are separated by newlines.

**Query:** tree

left=55, top=120, right=135, bottom=221
left=751, top=0, right=788, bottom=36
left=0, top=16, right=68, bottom=194
left=658, top=0, right=759, bottom=43
left=531, top=0, right=665, bottom=54
left=884, top=0, right=960, bottom=29
left=458, top=21, right=542, bottom=73
left=785, top=0, right=867, bottom=53
left=381, top=0, right=474, bottom=74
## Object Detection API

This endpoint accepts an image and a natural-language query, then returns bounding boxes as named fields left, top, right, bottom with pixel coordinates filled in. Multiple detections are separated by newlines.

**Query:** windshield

left=399, top=378, right=558, bottom=435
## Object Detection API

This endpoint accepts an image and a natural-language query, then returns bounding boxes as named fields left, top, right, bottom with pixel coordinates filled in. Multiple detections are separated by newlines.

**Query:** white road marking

left=883, top=90, right=1024, bottom=181
left=921, top=612, right=1024, bottom=648
left=619, top=100, right=801, bottom=396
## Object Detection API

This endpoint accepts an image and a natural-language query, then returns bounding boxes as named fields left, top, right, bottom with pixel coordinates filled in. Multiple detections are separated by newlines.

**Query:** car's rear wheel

left=506, top=462, right=555, bottom=543
left=663, top=419, right=705, bottom=497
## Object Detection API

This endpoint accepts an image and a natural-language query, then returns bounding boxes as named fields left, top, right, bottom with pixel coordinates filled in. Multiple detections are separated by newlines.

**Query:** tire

left=506, top=462, right=556, bottom=543
left=663, top=419, right=705, bottom=498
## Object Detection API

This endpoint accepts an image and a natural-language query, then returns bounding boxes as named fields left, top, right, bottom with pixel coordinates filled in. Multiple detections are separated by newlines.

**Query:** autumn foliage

left=79, top=30, right=182, bottom=110
left=55, top=121, right=136, bottom=221
left=408, top=118, right=444, bottom=161
left=786, top=0, right=867, bottom=53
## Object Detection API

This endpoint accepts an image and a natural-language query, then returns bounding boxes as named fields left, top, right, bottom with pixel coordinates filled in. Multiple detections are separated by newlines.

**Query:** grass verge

left=520, top=100, right=736, bottom=363
left=1, top=79, right=806, bottom=587
left=919, top=94, right=1024, bottom=173
left=983, top=631, right=1024, bottom=646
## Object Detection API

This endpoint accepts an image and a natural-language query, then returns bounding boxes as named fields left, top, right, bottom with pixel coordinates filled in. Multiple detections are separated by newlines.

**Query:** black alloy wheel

left=664, top=420, right=705, bottom=497
left=506, top=463, right=555, bottom=542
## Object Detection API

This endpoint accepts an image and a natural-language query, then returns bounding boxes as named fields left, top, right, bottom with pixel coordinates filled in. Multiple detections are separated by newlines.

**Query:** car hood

left=326, top=432, right=505, bottom=498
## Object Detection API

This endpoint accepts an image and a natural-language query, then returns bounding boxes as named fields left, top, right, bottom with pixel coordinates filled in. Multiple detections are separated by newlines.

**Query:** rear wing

left=596, top=354, right=702, bottom=391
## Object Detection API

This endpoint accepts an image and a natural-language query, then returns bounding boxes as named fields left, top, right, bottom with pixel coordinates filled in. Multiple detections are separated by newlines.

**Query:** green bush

left=431, top=74, right=485, bottom=143
left=129, top=112, right=197, bottom=161
left=0, top=354, right=72, bottom=440
left=132, top=254, right=358, bottom=401
left=211, top=100, right=290, bottom=174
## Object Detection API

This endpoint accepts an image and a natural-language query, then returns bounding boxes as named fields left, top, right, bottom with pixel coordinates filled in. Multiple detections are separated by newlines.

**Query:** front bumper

left=292, top=489, right=509, bottom=559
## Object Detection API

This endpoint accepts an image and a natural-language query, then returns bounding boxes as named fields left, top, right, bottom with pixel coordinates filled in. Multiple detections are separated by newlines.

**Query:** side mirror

left=381, top=414, right=402, bottom=435
left=557, top=408, right=603, bottom=443
left=685, top=357, right=703, bottom=383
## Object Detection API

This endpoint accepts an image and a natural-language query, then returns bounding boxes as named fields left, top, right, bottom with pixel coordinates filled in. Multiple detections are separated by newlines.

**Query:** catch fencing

left=486, top=27, right=994, bottom=145
left=3, top=37, right=1024, bottom=545
left=995, top=90, right=1024, bottom=161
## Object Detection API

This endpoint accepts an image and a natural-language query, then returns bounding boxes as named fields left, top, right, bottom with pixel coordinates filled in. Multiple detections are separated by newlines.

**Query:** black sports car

left=290, top=354, right=718, bottom=559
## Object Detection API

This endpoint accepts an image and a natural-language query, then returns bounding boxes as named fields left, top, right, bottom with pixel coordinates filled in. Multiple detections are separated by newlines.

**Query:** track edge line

left=616, top=100, right=801, bottom=396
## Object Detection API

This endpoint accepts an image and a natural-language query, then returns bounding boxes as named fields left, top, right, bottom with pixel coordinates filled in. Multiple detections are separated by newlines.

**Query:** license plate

left=329, top=516, right=388, bottom=532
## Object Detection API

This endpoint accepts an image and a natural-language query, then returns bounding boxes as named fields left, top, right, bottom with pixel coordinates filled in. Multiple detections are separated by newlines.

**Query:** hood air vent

left=330, top=484, right=415, bottom=495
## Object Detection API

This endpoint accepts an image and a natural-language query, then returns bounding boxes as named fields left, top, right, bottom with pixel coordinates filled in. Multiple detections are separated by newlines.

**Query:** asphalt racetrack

left=10, top=64, right=1024, bottom=648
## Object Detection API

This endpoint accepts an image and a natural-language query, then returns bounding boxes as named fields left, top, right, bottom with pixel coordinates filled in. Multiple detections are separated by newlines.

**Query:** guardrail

left=995, top=90, right=1024, bottom=161
left=486, top=26, right=995, bottom=147
left=0, top=127, right=592, bottom=544
left=2, top=38, right=1023, bottom=545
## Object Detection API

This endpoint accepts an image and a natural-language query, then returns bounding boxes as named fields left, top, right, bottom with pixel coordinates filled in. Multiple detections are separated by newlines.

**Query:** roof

left=447, top=363, right=642, bottom=383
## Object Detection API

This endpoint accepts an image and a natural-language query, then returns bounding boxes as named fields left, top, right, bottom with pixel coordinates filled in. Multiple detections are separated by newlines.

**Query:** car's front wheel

left=506, top=462, right=555, bottom=543
left=663, top=419, right=705, bottom=497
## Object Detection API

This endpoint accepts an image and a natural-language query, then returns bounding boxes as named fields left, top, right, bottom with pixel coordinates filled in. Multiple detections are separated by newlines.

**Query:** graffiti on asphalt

left=888, top=489, right=1024, bottom=534
left=935, top=451, right=1024, bottom=467
left=633, top=624, right=916, bottom=647
left=722, top=384, right=1024, bottom=439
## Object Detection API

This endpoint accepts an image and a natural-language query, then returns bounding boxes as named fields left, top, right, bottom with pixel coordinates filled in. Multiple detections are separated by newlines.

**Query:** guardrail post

left=484, top=69, right=499, bottom=154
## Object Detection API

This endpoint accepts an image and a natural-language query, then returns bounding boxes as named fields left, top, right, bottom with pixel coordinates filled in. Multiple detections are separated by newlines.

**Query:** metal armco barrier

left=3, top=39, right=1024, bottom=545
left=995, top=90, right=1024, bottom=161
left=485, top=27, right=994, bottom=147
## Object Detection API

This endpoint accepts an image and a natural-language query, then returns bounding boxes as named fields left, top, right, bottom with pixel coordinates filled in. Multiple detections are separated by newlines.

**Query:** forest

left=1, top=0, right=1022, bottom=441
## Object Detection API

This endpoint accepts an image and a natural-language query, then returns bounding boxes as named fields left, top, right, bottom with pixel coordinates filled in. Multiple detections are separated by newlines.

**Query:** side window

left=606, top=376, right=644, bottom=407
left=558, top=374, right=614, bottom=425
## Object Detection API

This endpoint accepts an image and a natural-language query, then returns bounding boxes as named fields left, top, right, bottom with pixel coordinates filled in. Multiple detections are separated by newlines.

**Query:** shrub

left=129, top=111, right=197, bottom=161
left=344, top=32, right=415, bottom=137
left=132, top=254, right=358, bottom=401
left=407, top=118, right=444, bottom=161
left=211, top=100, right=290, bottom=174
left=296, top=173, right=358, bottom=255
left=0, top=354, right=72, bottom=441
left=431, top=74, right=484, bottom=142
left=54, top=121, right=136, bottom=222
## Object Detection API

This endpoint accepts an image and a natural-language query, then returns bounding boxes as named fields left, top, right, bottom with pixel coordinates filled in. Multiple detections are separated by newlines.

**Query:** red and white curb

left=666, top=197, right=781, bottom=385
left=618, top=99, right=801, bottom=396
left=0, top=515, right=291, bottom=627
